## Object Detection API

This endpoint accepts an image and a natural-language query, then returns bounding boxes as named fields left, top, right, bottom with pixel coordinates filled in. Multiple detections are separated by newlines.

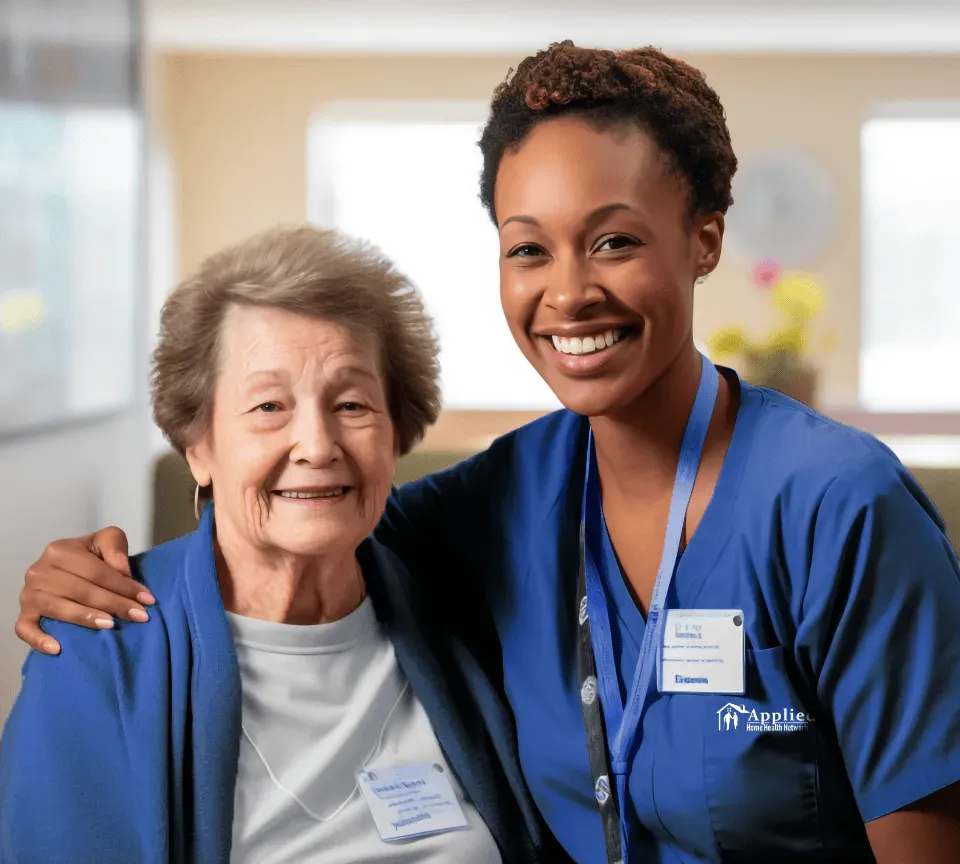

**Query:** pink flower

left=753, top=260, right=782, bottom=289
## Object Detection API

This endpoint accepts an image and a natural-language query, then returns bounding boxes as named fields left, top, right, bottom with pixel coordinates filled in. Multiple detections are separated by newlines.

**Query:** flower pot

left=746, top=355, right=818, bottom=409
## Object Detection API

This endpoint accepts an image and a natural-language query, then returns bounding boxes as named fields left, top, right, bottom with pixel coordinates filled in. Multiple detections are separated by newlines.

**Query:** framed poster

left=0, top=0, right=142, bottom=437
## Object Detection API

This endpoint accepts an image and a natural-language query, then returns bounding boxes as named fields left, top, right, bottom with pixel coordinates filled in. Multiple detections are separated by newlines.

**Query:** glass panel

left=0, top=104, right=139, bottom=434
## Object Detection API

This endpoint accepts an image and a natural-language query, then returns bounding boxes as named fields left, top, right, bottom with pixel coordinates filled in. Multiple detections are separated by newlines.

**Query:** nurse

left=14, top=41, right=960, bottom=863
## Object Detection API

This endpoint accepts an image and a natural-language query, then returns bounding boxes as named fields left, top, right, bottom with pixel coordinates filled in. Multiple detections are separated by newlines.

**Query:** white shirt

left=227, top=598, right=502, bottom=864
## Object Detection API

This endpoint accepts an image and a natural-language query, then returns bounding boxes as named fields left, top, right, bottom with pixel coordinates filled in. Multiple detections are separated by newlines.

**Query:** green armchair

left=908, top=467, right=960, bottom=555
left=152, top=451, right=198, bottom=547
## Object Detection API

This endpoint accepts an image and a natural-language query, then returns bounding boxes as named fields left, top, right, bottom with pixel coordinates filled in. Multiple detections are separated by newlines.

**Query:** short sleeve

left=796, top=458, right=960, bottom=822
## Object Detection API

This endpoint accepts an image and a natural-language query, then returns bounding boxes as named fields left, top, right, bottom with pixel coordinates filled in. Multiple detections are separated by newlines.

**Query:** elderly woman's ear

left=184, top=442, right=213, bottom=491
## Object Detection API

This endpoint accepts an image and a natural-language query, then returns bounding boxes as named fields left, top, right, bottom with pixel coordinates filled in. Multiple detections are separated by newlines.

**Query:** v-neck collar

left=588, top=371, right=760, bottom=622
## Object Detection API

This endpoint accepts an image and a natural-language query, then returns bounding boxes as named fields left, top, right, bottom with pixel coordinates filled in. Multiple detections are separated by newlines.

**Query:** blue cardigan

left=0, top=506, right=547, bottom=864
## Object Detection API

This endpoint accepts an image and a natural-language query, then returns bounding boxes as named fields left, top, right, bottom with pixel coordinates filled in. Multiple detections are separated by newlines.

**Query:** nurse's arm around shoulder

left=0, top=620, right=160, bottom=863
left=13, top=448, right=496, bottom=658
left=797, top=456, right=960, bottom=862
left=376, top=450, right=498, bottom=602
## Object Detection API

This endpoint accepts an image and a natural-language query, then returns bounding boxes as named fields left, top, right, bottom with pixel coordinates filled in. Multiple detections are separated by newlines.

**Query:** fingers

left=16, top=592, right=124, bottom=654
left=16, top=529, right=153, bottom=654
left=14, top=615, right=60, bottom=656
left=35, top=593, right=122, bottom=630
left=89, top=526, right=132, bottom=579
left=21, top=569, right=151, bottom=625
left=31, top=541, right=154, bottom=608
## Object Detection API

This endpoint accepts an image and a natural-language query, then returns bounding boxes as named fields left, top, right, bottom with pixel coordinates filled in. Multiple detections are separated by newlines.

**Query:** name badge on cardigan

left=658, top=609, right=746, bottom=695
left=359, top=763, right=469, bottom=842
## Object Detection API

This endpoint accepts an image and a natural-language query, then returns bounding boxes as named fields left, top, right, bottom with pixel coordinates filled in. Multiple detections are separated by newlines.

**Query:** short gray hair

left=152, top=225, right=442, bottom=456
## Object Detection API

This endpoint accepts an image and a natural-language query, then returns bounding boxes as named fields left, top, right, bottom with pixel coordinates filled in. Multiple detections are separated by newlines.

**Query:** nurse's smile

left=538, top=325, right=638, bottom=375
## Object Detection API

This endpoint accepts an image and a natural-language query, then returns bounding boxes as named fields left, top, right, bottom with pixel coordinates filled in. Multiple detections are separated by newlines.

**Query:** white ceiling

left=147, top=0, right=951, bottom=9
left=144, top=0, right=960, bottom=54
left=8, top=0, right=960, bottom=53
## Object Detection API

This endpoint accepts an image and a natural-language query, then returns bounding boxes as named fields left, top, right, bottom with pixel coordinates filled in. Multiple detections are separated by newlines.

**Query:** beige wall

left=158, top=52, right=960, bottom=410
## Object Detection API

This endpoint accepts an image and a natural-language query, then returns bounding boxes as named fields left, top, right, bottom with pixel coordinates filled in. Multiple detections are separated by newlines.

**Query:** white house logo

left=717, top=702, right=814, bottom=733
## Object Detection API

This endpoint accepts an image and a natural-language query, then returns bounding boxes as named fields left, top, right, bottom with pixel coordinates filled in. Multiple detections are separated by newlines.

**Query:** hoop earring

left=194, top=484, right=202, bottom=521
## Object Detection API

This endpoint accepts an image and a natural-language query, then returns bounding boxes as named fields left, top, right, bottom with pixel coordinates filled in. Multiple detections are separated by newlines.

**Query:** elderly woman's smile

left=273, top=488, right=347, bottom=502
left=273, top=486, right=350, bottom=504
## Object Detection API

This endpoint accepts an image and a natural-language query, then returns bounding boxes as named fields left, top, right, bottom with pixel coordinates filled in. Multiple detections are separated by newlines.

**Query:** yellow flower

left=764, top=322, right=806, bottom=355
left=771, top=272, right=825, bottom=322
left=707, top=325, right=751, bottom=359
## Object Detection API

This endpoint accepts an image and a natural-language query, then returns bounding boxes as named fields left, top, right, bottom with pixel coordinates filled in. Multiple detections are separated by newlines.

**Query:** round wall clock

left=725, top=148, right=837, bottom=268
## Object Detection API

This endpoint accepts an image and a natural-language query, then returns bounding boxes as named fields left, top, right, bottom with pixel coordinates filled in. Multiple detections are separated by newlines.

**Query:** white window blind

left=861, top=115, right=960, bottom=411
left=307, top=103, right=561, bottom=411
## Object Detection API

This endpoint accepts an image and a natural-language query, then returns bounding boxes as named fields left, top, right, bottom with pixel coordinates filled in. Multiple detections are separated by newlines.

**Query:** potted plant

left=707, top=261, right=832, bottom=408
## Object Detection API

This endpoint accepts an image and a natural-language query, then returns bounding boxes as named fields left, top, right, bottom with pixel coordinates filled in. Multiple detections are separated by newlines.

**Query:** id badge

left=658, top=609, right=745, bottom=695
left=358, top=763, right=469, bottom=842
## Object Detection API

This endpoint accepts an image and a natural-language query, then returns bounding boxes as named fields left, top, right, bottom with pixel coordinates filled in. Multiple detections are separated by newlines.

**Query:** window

left=307, top=103, right=560, bottom=411
left=860, top=113, right=960, bottom=411
left=0, top=0, right=141, bottom=437
left=0, top=104, right=140, bottom=435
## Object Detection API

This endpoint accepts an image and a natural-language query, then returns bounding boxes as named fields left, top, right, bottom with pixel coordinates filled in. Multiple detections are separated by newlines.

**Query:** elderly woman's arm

left=0, top=622, right=165, bottom=862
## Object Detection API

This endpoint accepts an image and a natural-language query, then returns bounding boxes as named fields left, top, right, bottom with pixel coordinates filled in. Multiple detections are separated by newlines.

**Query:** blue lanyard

left=576, top=354, right=719, bottom=862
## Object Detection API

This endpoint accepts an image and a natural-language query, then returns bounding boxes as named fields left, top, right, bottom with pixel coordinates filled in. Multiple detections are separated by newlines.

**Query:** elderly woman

left=0, top=226, right=549, bottom=864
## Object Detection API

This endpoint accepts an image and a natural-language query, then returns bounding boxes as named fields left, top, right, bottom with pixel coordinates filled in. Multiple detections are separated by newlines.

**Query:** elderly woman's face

left=186, top=305, right=396, bottom=560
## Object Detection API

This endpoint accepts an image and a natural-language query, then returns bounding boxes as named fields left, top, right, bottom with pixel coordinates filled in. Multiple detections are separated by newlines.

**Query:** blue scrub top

left=375, top=373, right=960, bottom=863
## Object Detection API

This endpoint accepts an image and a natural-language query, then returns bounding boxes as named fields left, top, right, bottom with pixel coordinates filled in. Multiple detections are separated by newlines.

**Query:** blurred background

left=3, top=0, right=960, bottom=720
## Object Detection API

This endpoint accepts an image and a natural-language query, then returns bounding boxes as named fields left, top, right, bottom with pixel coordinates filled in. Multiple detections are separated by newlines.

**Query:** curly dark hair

left=478, top=41, right=737, bottom=223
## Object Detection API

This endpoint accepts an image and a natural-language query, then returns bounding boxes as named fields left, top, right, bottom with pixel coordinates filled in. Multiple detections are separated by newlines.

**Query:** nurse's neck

left=589, top=345, right=737, bottom=506
left=589, top=345, right=738, bottom=612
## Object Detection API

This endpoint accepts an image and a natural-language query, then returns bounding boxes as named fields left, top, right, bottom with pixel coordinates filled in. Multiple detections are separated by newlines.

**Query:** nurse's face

left=495, top=117, right=724, bottom=418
